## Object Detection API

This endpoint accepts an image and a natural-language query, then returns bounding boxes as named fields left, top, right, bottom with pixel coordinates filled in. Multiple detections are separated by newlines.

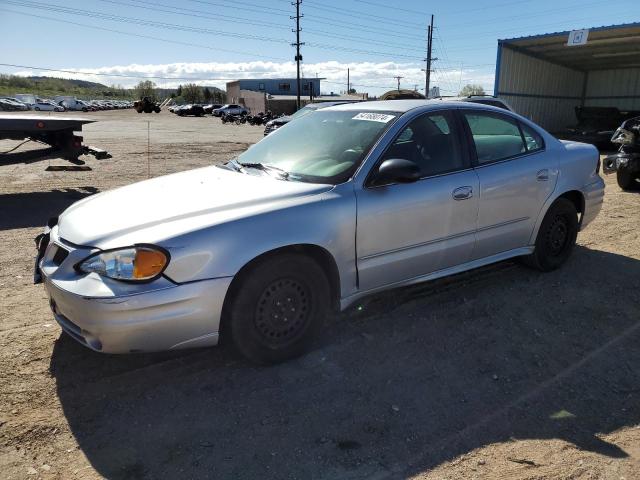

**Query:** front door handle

left=536, top=169, right=549, bottom=181
left=452, top=186, right=473, bottom=200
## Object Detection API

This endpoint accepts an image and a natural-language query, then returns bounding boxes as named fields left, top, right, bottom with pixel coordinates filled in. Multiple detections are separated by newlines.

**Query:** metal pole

left=347, top=67, right=350, bottom=94
left=394, top=76, right=403, bottom=92
left=426, top=15, right=434, bottom=97
left=291, top=0, right=304, bottom=110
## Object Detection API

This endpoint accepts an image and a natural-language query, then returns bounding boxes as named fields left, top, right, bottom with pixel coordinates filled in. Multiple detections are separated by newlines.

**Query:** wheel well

left=219, top=244, right=341, bottom=339
left=557, top=190, right=585, bottom=221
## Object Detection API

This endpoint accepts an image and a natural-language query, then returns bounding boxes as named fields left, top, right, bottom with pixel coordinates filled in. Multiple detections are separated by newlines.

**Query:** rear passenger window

left=520, top=123, right=544, bottom=152
left=464, top=112, right=525, bottom=164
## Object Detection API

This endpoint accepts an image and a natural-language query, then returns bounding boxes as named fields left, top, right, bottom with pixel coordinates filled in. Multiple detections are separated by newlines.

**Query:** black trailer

left=0, top=115, right=109, bottom=166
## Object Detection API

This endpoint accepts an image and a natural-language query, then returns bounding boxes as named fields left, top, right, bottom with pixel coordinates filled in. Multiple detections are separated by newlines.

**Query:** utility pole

left=347, top=67, right=350, bottom=94
left=394, top=75, right=403, bottom=92
left=424, top=14, right=437, bottom=97
left=291, top=0, right=304, bottom=110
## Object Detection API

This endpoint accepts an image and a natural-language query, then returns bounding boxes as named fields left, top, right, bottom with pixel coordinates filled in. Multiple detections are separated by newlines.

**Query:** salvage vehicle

left=603, top=116, right=640, bottom=190
left=204, top=103, right=223, bottom=114
left=213, top=104, right=249, bottom=117
left=32, top=99, right=65, bottom=112
left=264, top=101, right=356, bottom=135
left=0, top=97, right=29, bottom=111
left=558, top=106, right=640, bottom=150
left=175, top=104, right=205, bottom=117
left=35, top=101, right=604, bottom=363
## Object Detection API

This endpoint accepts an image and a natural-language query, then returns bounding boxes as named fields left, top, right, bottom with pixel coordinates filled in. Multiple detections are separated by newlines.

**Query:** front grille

left=52, top=245, right=69, bottom=266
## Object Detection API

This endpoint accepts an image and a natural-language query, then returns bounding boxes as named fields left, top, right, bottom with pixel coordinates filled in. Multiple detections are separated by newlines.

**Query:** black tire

left=616, top=169, right=639, bottom=190
left=226, top=254, right=330, bottom=364
left=523, top=198, right=579, bottom=272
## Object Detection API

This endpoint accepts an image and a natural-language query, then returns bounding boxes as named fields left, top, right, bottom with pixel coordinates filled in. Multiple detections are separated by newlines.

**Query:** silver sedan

left=35, top=100, right=605, bottom=363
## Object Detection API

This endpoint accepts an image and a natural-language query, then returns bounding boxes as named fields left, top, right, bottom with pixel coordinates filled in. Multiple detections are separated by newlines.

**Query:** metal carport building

left=494, top=22, right=640, bottom=132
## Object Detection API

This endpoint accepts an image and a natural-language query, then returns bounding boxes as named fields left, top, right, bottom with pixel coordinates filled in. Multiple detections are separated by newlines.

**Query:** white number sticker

left=352, top=112, right=395, bottom=123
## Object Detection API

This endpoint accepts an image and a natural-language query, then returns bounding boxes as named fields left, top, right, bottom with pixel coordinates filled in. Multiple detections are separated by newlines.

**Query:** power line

left=0, top=7, right=291, bottom=61
left=97, top=0, right=426, bottom=53
left=4, top=0, right=290, bottom=42
left=442, top=0, right=613, bottom=29
left=351, top=0, right=426, bottom=15
left=0, top=63, right=255, bottom=81
left=99, top=0, right=290, bottom=30
left=301, top=0, right=423, bottom=29
left=186, top=0, right=425, bottom=40
left=5, top=1, right=425, bottom=60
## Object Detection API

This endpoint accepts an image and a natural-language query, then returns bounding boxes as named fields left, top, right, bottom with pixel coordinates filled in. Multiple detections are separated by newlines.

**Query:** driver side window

left=381, top=111, right=464, bottom=178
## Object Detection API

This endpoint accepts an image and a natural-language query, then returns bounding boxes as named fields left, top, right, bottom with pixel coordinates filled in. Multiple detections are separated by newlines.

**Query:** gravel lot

left=0, top=109, right=639, bottom=479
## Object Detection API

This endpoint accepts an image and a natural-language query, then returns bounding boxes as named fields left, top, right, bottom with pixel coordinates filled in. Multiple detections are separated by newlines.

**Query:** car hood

left=57, top=165, right=332, bottom=248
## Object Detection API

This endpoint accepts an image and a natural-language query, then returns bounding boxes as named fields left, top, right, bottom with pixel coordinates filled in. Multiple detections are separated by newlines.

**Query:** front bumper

left=603, top=153, right=640, bottom=174
left=38, top=227, right=232, bottom=354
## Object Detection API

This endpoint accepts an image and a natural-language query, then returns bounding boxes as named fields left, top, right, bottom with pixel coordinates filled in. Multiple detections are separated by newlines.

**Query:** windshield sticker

left=352, top=112, right=395, bottom=123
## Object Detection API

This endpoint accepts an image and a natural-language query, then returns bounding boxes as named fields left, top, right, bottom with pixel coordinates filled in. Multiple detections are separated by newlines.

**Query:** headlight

left=77, top=246, right=169, bottom=281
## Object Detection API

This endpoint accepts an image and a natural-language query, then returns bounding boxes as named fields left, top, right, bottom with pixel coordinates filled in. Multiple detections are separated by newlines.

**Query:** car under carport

left=493, top=22, right=640, bottom=142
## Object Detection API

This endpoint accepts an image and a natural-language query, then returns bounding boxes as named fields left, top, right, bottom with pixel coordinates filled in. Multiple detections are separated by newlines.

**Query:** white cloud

left=14, top=61, right=495, bottom=95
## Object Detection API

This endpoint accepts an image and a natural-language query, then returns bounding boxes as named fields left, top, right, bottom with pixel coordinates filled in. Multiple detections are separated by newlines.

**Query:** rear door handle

left=536, top=169, right=549, bottom=181
left=452, top=186, right=473, bottom=200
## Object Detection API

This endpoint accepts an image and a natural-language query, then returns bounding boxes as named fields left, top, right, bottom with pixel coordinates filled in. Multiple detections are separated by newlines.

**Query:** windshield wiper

left=238, top=162, right=290, bottom=180
left=225, top=157, right=243, bottom=172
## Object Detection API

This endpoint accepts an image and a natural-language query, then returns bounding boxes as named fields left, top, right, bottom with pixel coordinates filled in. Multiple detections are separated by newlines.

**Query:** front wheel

left=617, top=169, right=639, bottom=190
left=523, top=198, right=578, bottom=272
left=226, top=254, right=330, bottom=364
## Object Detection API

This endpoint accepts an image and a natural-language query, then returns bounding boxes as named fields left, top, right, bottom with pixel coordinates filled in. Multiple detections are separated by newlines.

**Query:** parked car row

left=0, top=97, right=31, bottom=111
left=169, top=104, right=206, bottom=116
left=0, top=95, right=134, bottom=112
left=168, top=103, right=249, bottom=117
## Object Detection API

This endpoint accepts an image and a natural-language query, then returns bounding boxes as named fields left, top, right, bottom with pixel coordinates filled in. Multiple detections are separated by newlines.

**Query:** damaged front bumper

left=603, top=153, right=640, bottom=174
left=34, top=225, right=232, bottom=354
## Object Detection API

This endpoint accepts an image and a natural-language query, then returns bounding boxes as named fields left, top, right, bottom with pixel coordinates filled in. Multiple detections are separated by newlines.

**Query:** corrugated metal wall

left=585, top=68, right=640, bottom=110
left=497, top=46, right=585, bottom=131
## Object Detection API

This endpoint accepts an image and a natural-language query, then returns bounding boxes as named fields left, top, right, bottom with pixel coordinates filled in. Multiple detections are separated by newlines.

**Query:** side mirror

left=372, top=158, right=421, bottom=186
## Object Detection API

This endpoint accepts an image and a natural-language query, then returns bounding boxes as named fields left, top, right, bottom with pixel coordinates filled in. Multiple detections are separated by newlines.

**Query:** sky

left=0, top=0, right=637, bottom=96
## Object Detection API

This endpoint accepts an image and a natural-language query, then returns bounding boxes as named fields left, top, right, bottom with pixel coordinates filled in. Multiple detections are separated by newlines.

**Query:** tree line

left=134, top=80, right=226, bottom=104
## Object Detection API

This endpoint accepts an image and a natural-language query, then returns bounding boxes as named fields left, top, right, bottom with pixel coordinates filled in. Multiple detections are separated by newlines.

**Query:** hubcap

left=255, top=278, right=310, bottom=345
left=546, top=215, right=569, bottom=256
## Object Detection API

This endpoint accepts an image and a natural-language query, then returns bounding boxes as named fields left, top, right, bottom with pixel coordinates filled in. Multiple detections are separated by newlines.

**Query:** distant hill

left=27, top=76, right=108, bottom=89
left=0, top=74, right=227, bottom=101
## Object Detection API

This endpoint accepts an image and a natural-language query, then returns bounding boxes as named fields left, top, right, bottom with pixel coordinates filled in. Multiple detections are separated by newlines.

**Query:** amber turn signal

left=133, top=248, right=168, bottom=279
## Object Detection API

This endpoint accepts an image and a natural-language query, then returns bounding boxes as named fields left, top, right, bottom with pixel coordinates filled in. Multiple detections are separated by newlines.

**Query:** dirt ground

left=0, top=109, right=638, bottom=480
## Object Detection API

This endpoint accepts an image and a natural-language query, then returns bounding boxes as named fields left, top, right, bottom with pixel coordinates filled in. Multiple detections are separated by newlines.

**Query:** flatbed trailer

left=0, top=115, right=110, bottom=165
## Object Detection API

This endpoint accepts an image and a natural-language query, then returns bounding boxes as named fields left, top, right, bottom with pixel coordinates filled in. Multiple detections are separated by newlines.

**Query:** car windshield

left=236, top=110, right=398, bottom=184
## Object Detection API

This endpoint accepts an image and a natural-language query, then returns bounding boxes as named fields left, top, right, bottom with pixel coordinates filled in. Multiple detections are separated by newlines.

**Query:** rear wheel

left=523, top=198, right=579, bottom=272
left=617, top=169, right=639, bottom=190
left=226, top=254, right=330, bottom=364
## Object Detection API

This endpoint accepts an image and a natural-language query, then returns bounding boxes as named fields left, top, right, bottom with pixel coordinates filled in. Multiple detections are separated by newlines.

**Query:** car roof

left=306, top=101, right=356, bottom=110
left=323, top=99, right=503, bottom=114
